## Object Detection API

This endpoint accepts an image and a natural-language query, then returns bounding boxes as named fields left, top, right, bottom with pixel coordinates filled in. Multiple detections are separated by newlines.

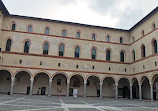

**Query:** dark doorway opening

left=27, top=86, right=30, bottom=94
left=132, top=86, right=136, bottom=99
left=123, top=86, right=129, bottom=98
left=41, top=87, right=46, bottom=95
left=69, top=88, right=73, bottom=96
left=97, top=90, right=100, bottom=97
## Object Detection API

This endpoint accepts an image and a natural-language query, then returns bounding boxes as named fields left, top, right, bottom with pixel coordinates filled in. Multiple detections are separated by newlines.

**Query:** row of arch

left=1, top=69, right=158, bottom=101
left=5, top=68, right=158, bottom=84
left=5, top=39, right=126, bottom=62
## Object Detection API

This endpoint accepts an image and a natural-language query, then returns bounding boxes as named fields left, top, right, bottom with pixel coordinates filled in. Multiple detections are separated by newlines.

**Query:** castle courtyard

left=0, top=94, right=158, bottom=111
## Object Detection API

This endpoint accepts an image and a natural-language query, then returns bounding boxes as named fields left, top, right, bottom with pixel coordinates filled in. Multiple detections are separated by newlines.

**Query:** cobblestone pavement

left=0, top=94, right=158, bottom=111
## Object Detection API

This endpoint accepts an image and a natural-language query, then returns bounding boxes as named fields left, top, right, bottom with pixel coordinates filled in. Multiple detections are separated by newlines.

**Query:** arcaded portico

left=0, top=1, right=158, bottom=101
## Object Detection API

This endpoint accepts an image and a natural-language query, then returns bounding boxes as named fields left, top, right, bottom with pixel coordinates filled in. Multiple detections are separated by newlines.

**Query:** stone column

left=139, top=84, right=142, bottom=100
left=150, top=82, right=153, bottom=101
left=115, top=83, right=118, bottom=98
left=130, top=82, right=133, bottom=99
left=83, top=80, right=87, bottom=97
left=100, top=82, right=103, bottom=98
left=48, top=78, right=52, bottom=96
left=10, top=77, right=15, bottom=95
left=29, top=77, right=34, bottom=95
left=66, top=80, right=70, bottom=97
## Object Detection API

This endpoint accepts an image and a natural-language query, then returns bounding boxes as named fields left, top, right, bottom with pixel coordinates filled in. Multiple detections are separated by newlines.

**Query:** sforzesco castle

left=0, top=0, right=158, bottom=101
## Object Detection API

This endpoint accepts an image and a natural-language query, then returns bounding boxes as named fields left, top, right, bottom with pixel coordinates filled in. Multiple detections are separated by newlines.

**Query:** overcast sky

left=2, top=0, right=158, bottom=29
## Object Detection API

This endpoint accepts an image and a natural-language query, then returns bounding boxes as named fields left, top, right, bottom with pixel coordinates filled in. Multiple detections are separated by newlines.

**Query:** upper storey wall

left=130, top=10, right=158, bottom=43
left=0, top=16, right=131, bottom=63
left=129, top=10, right=158, bottom=62
left=2, top=16, right=130, bottom=44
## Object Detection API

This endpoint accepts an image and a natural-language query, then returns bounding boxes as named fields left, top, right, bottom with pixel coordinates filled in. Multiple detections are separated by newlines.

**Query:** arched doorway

left=33, top=72, right=49, bottom=95
left=102, top=77, right=115, bottom=98
left=141, top=76, right=150, bottom=99
left=118, top=78, right=130, bottom=98
left=86, top=76, right=100, bottom=97
left=132, top=78, right=139, bottom=99
left=152, top=74, right=158, bottom=100
left=69, top=75, right=84, bottom=97
left=0, top=70, right=11, bottom=94
left=52, top=73, right=67, bottom=96
left=13, top=71, right=31, bottom=94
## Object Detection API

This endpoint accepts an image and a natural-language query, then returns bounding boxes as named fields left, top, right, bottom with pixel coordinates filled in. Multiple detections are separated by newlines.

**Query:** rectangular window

left=57, top=79, right=61, bottom=85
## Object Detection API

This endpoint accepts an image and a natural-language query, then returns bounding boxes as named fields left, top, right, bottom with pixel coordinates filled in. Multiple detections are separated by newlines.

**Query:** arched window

left=62, top=30, right=66, bottom=37
left=152, top=40, right=157, bottom=54
left=24, top=41, right=30, bottom=53
left=5, top=39, right=12, bottom=51
left=120, top=37, right=123, bottom=44
left=28, top=25, right=32, bottom=33
left=106, top=50, right=111, bottom=61
left=76, top=32, right=80, bottom=38
left=75, top=46, right=80, bottom=58
left=142, top=30, right=144, bottom=37
left=11, top=23, right=16, bottom=30
left=106, top=35, right=110, bottom=42
left=92, top=34, right=95, bottom=40
left=153, top=23, right=156, bottom=30
left=45, top=28, right=49, bottom=35
left=141, top=44, right=146, bottom=58
left=120, top=51, right=125, bottom=62
left=132, top=50, right=135, bottom=61
left=59, top=44, right=64, bottom=56
left=133, top=36, right=135, bottom=42
left=43, top=42, right=49, bottom=55
left=91, top=48, right=96, bottom=59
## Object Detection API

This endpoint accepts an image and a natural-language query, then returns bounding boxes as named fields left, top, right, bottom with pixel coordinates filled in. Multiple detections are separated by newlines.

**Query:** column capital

left=11, top=76, right=15, bottom=80
left=67, top=80, right=70, bottom=84
left=100, top=82, right=103, bottom=85
left=138, top=83, right=142, bottom=86
left=115, top=83, right=118, bottom=86
left=49, top=78, right=52, bottom=82
left=149, top=82, right=153, bottom=86
left=130, top=82, right=133, bottom=87
left=84, top=80, right=87, bottom=84
left=30, top=77, right=34, bottom=82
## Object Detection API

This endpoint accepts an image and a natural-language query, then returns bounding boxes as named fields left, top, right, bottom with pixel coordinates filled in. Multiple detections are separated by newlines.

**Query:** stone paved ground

left=0, top=94, right=158, bottom=111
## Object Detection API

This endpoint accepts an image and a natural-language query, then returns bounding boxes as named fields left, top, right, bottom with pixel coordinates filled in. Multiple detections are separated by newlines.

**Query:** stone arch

left=13, top=70, right=32, bottom=94
left=118, top=77, right=130, bottom=98
left=140, top=75, right=150, bottom=99
left=102, top=76, right=116, bottom=98
left=118, top=77, right=130, bottom=84
left=150, top=72, right=158, bottom=84
left=33, top=71, right=51, bottom=78
left=0, top=68, right=13, bottom=76
left=52, top=72, right=68, bottom=80
left=86, top=74, right=101, bottom=97
left=85, top=74, right=101, bottom=82
left=101, top=75, right=116, bottom=83
left=13, top=69, right=32, bottom=78
left=32, top=71, right=50, bottom=95
left=131, top=77, right=139, bottom=99
left=140, top=75, right=150, bottom=85
left=69, top=73, right=86, bottom=81
left=0, top=69, right=12, bottom=94
left=69, top=74, right=85, bottom=97
left=150, top=72, right=158, bottom=100
left=52, top=72, right=68, bottom=96
left=131, top=77, right=139, bottom=84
